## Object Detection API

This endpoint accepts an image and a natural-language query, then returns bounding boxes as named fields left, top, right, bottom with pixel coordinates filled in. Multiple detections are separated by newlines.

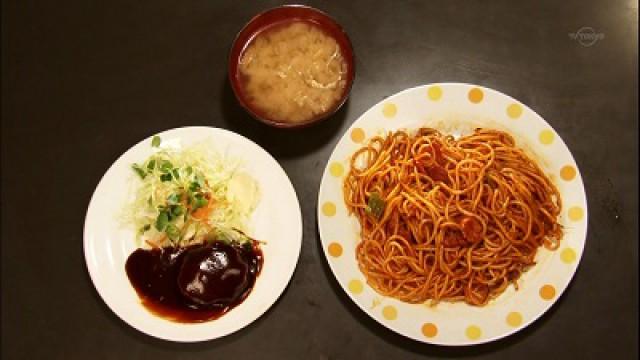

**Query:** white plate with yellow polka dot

left=317, top=83, right=587, bottom=346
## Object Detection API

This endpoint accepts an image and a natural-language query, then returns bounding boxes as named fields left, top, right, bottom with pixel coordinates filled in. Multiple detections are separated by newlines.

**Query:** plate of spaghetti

left=317, top=83, right=587, bottom=345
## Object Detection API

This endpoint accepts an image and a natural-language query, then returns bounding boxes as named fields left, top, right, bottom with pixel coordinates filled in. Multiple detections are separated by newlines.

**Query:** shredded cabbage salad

left=122, top=136, right=260, bottom=247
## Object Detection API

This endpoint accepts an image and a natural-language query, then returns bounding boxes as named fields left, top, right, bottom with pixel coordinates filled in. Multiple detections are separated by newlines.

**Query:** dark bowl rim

left=227, top=4, right=356, bottom=129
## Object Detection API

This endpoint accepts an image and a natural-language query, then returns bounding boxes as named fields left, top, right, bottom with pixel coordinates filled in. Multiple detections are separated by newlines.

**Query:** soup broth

left=239, top=21, right=348, bottom=123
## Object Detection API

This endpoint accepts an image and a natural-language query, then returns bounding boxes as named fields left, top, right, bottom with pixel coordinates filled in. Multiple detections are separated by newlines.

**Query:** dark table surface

left=2, top=0, right=638, bottom=359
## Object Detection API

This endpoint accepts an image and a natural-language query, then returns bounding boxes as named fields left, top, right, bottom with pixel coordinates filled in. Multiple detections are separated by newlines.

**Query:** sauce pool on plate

left=238, top=20, right=348, bottom=124
left=125, top=241, right=263, bottom=323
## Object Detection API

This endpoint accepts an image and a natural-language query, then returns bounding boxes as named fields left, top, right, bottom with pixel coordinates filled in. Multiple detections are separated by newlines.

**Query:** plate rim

left=84, top=126, right=303, bottom=342
left=317, top=83, right=588, bottom=346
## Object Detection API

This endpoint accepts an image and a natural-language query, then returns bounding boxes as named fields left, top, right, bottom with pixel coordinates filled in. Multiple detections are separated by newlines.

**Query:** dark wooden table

left=2, top=1, right=638, bottom=359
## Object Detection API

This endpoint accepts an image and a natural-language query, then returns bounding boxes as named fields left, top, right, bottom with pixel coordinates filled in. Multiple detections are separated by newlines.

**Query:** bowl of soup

left=228, top=5, right=355, bottom=128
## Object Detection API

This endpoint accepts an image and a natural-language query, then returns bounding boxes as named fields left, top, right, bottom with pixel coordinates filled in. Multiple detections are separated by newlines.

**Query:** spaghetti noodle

left=343, top=128, right=562, bottom=306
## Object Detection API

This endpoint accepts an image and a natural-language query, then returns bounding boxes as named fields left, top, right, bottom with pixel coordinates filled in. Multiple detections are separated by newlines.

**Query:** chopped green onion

left=139, top=224, right=151, bottom=234
left=171, top=205, right=184, bottom=217
left=160, top=173, right=172, bottom=182
left=172, top=168, right=180, bottom=180
left=151, top=136, right=161, bottom=147
left=192, top=194, right=208, bottom=210
left=147, top=159, right=156, bottom=171
left=189, top=181, right=200, bottom=192
left=132, top=164, right=146, bottom=179
left=167, top=193, right=180, bottom=204
left=160, top=160, right=173, bottom=173
left=195, top=174, right=204, bottom=187
left=155, top=211, right=169, bottom=231
left=165, top=224, right=180, bottom=241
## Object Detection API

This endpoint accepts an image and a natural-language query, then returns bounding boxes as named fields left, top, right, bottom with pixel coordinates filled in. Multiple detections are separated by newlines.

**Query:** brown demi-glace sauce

left=125, top=240, right=263, bottom=323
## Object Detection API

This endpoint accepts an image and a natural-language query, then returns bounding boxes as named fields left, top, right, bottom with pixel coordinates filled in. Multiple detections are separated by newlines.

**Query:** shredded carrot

left=145, top=239, right=158, bottom=248
left=192, top=199, right=214, bottom=220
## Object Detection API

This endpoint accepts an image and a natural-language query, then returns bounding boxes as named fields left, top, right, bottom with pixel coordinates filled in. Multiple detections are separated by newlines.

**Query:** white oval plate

left=84, top=126, right=302, bottom=342
left=318, top=84, right=588, bottom=346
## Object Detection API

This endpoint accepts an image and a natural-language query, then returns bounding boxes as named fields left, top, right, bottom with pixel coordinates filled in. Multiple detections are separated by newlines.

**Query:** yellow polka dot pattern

left=507, top=103, right=523, bottom=119
left=348, top=279, right=363, bottom=294
left=468, top=88, right=484, bottom=103
left=322, top=202, right=336, bottom=217
left=350, top=128, right=365, bottom=143
left=328, top=242, right=343, bottom=257
left=382, top=305, right=397, bottom=320
left=539, top=130, right=554, bottom=145
left=506, top=312, right=523, bottom=327
left=427, top=86, right=443, bottom=101
left=382, top=103, right=397, bottom=118
left=329, top=162, right=344, bottom=177
left=421, top=323, right=438, bottom=338
left=561, top=248, right=577, bottom=264
left=539, top=285, right=556, bottom=300
left=568, top=206, right=584, bottom=221
left=560, top=165, right=576, bottom=181
left=466, top=325, right=482, bottom=340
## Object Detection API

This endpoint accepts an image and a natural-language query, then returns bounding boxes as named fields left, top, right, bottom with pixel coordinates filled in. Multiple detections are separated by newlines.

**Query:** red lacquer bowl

left=228, top=5, right=355, bottom=129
